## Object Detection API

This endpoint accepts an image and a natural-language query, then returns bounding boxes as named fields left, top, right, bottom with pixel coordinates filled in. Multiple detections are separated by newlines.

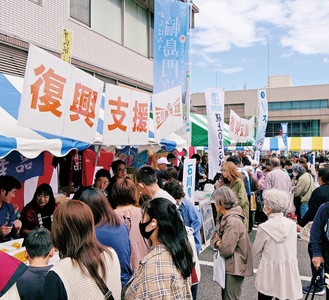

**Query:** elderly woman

left=210, top=186, right=253, bottom=300
left=253, top=188, right=303, bottom=300
left=292, top=164, right=315, bottom=222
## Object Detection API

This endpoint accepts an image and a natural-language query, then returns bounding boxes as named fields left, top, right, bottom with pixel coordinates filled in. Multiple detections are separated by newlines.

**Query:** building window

left=70, top=0, right=153, bottom=57
left=29, top=0, right=42, bottom=5
left=268, top=99, right=328, bottom=111
left=124, top=0, right=148, bottom=56
left=92, top=0, right=122, bottom=44
left=266, top=120, right=320, bottom=137
left=70, top=0, right=91, bottom=26
left=149, top=12, right=154, bottom=59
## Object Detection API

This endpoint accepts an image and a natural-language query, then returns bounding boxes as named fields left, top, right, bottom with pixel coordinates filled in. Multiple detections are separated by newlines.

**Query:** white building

left=0, top=0, right=198, bottom=92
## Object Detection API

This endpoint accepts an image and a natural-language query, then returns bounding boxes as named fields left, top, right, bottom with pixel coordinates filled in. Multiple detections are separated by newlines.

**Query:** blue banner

left=255, top=89, right=268, bottom=150
left=0, top=152, right=44, bottom=182
left=281, top=123, right=288, bottom=150
left=153, top=0, right=189, bottom=95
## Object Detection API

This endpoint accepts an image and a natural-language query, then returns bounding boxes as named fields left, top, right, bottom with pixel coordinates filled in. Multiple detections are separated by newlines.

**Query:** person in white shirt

left=136, top=165, right=176, bottom=204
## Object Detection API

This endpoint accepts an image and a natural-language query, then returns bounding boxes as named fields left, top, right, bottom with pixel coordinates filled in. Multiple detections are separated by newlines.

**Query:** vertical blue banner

left=154, top=0, right=189, bottom=96
left=255, top=89, right=268, bottom=150
left=281, top=122, right=288, bottom=150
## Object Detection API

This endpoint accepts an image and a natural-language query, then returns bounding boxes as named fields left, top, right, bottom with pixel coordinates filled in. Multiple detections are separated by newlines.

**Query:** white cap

left=157, top=157, right=169, bottom=165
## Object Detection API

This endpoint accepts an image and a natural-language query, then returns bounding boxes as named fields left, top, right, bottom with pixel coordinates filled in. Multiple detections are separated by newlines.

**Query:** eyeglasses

left=96, top=180, right=109, bottom=185
left=117, top=168, right=126, bottom=172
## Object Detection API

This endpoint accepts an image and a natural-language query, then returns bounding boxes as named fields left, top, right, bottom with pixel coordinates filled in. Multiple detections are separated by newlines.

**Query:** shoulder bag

left=94, top=271, right=115, bottom=300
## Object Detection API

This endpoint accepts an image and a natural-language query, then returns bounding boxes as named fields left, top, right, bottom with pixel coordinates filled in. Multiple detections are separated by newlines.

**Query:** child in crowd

left=16, top=228, right=54, bottom=300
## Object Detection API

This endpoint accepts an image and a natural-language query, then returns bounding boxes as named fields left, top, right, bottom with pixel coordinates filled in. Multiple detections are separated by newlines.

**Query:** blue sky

left=190, top=0, right=329, bottom=93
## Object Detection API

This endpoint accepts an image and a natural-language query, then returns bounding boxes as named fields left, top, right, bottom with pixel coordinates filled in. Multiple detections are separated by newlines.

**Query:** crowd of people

left=1, top=150, right=329, bottom=299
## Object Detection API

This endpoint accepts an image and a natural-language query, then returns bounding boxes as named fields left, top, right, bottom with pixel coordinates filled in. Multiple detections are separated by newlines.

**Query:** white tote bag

left=213, top=250, right=226, bottom=289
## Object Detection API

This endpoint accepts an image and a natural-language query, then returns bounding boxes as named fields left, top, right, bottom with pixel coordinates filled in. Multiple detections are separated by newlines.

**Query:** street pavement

left=197, top=228, right=325, bottom=300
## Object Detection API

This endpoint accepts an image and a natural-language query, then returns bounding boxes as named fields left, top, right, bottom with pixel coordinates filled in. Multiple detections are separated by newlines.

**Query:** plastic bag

left=213, top=250, right=225, bottom=289
left=300, top=221, right=313, bottom=242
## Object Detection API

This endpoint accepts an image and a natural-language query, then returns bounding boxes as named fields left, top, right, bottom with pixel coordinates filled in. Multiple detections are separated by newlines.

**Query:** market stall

left=190, top=113, right=232, bottom=147
left=0, top=73, right=95, bottom=209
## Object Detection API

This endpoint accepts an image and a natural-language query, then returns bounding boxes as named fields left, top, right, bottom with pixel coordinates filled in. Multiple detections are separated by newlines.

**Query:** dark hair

left=318, top=167, right=329, bottom=184
left=80, top=188, right=120, bottom=227
left=111, top=160, right=126, bottom=172
left=242, top=156, right=251, bottom=166
left=136, top=166, right=157, bottom=185
left=227, top=155, right=241, bottom=166
left=260, top=165, right=271, bottom=173
left=142, top=198, right=194, bottom=279
left=95, top=169, right=110, bottom=180
left=160, top=167, right=178, bottom=181
left=111, top=178, right=137, bottom=206
left=30, top=183, right=56, bottom=212
left=51, top=200, right=111, bottom=289
left=0, top=176, right=21, bottom=194
left=260, top=157, right=269, bottom=165
left=191, top=154, right=201, bottom=161
left=25, top=228, right=52, bottom=258
left=280, top=159, right=286, bottom=168
left=298, top=157, right=309, bottom=171
left=285, top=159, right=292, bottom=167
left=163, top=179, right=185, bottom=200
left=167, top=153, right=176, bottom=160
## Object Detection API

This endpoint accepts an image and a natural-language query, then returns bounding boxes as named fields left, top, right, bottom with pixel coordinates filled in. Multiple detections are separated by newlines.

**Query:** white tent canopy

left=0, top=73, right=90, bottom=159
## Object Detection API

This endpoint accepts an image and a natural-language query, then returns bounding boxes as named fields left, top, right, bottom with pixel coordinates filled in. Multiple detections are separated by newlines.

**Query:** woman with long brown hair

left=80, top=188, right=132, bottom=288
left=44, top=200, right=121, bottom=300
left=219, top=161, right=249, bottom=229
left=111, top=178, right=150, bottom=272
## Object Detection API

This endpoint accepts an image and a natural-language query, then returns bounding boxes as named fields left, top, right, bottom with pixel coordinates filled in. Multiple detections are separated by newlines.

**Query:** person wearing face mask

left=291, top=164, right=315, bottom=222
left=210, top=186, right=253, bottom=300
left=253, top=188, right=303, bottom=300
left=124, top=197, right=194, bottom=299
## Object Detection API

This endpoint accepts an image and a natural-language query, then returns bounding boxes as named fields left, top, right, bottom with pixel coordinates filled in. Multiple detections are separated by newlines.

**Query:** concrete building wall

left=191, top=82, right=329, bottom=136
left=0, top=0, right=153, bottom=88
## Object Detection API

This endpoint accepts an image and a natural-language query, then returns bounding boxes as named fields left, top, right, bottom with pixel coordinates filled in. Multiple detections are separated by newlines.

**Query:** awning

left=261, top=137, right=287, bottom=151
left=289, top=137, right=329, bottom=151
left=190, top=113, right=232, bottom=147
left=0, top=73, right=90, bottom=159
left=148, top=117, right=188, bottom=152
left=261, top=137, right=329, bottom=151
